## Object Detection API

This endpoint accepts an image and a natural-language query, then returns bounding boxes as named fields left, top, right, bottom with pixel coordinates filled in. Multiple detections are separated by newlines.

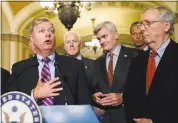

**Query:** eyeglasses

left=137, top=20, right=161, bottom=29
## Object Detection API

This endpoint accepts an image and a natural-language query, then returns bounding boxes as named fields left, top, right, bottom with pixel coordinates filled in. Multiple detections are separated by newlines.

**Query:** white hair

left=63, top=31, right=81, bottom=43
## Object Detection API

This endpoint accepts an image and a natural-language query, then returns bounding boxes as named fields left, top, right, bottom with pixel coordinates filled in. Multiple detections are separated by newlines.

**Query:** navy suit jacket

left=123, top=40, right=178, bottom=123
left=4, top=53, right=92, bottom=105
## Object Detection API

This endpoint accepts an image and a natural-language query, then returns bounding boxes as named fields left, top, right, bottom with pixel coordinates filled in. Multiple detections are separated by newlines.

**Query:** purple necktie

left=41, top=57, right=54, bottom=105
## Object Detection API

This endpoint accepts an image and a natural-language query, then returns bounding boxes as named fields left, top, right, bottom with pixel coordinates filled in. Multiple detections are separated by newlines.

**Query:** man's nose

left=140, top=24, right=145, bottom=32
left=136, top=33, right=141, bottom=39
left=70, top=42, right=74, bottom=47
left=45, top=30, right=51, bottom=37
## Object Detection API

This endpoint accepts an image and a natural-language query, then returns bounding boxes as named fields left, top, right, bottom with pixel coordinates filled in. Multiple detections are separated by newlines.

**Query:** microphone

left=2, top=62, right=39, bottom=94
left=54, top=62, right=68, bottom=105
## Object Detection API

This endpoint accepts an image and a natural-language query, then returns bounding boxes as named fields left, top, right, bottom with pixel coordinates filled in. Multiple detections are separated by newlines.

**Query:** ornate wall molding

left=1, top=33, right=28, bottom=45
left=93, top=2, right=157, bottom=10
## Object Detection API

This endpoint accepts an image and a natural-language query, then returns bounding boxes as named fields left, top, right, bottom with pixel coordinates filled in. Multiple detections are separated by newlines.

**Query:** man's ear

left=79, top=41, right=82, bottom=48
left=114, top=32, right=119, bottom=40
left=164, top=21, right=171, bottom=33
left=64, top=42, right=67, bottom=51
left=29, top=35, right=33, bottom=42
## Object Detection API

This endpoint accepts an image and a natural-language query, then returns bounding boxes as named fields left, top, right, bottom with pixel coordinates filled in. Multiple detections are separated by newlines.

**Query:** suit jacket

left=123, top=40, right=178, bottom=123
left=92, top=45, right=139, bottom=123
left=4, top=53, right=92, bottom=105
left=81, top=56, right=94, bottom=87
left=1, top=68, right=10, bottom=91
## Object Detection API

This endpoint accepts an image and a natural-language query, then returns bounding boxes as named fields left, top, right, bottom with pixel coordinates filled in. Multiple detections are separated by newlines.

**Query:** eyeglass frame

left=137, top=20, right=168, bottom=29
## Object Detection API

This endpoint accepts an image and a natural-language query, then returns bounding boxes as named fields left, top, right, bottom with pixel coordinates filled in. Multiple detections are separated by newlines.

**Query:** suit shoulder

left=1, top=68, right=10, bottom=74
left=12, top=57, right=33, bottom=67
left=95, top=54, right=105, bottom=61
left=57, top=55, right=83, bottom=66
left=82, top=57, right=94, bottom=63
left=121, top=45, right=141, bottom=57
left=82, top=57, right=94, bottom=61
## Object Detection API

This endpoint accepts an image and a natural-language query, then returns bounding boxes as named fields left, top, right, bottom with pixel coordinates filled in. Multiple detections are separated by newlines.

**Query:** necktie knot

left=42, top=57, right=50, bottom=63
left=150, top=50, right=157, bottom=58
left=110, top=52, right=113, bottom=58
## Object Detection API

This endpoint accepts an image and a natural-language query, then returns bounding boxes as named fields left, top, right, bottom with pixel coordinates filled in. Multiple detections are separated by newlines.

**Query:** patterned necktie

left=146, top=50, right=157, bottom=94
left=41, top=57, right=54, bottom=105
left=108, top=53, right=113, bottom=86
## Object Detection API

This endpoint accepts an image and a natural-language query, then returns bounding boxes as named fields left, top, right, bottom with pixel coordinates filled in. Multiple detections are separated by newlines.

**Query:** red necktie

left=146, top=50, right=157, bottom=94
left=108, top=53, right=113, bottom=86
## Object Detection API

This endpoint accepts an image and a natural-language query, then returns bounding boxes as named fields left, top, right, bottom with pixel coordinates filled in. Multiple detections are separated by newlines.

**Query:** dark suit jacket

left=92, top=45, right=139, bottom=123
left=82, top=56, right=94, bottom=87
left=123, top=40, right=178, bottom=123
left=4, top=53, right=92, bottom=105
left=1, top=68, right=10, bottom=91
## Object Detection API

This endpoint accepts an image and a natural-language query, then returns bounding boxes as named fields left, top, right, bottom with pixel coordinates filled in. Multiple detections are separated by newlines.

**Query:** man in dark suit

left=63, top=31, right=94, bottom=86
left=123, top=6, right=178, bottom=123
left=4, top=17, right=92, bottom=105
left=92, top=21, right=138, bottom=123
left=1, top=67, right=10, bottom=91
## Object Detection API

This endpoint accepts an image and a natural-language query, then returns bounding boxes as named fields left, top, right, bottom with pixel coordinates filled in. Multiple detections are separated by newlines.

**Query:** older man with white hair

left=124, top=6, right=178, bottom=123
left=63, top=31, right=94, bottom=87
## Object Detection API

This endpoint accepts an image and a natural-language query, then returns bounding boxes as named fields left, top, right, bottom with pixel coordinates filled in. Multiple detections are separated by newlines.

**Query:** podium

left=39, top=105, right=100, bottom=123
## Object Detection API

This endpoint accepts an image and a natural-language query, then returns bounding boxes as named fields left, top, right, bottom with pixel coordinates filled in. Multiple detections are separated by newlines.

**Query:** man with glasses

left=124, top=6, right=178, bottom=123
left=130, top=21, right=148, bottom=51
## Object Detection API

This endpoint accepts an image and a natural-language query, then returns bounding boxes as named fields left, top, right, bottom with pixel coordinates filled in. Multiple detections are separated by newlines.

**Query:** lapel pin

left=124, top=54, right=127, bottom=57
left=85, top=66, right=88, bottom=69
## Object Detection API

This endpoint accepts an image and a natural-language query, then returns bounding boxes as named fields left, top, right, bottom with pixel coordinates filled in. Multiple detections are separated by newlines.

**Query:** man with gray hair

left=63, top=31, right=94, bottom=88
left=4, top=17, right=92, bottom=105
left=124, top=6, right=178, bottom=123
left=92, top=21, right=139, bottom=123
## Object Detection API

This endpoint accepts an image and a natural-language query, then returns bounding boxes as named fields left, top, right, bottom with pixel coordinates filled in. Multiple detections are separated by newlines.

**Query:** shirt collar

left=143, top=45, right=149, bottom=51
left=36, top=52, right=55, bottom=63
left=76, top=55, right=82, bottom=60
left=107, top=44, right=121, bottom=58
left=155, top=39, right=170, bottom=58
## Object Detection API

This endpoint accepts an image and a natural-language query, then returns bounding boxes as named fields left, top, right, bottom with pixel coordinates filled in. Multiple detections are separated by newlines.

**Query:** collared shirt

left=106, top=45, right=121, bottom=72
left=150, top=39, right=170, bottom=68
left=76, top=54, right=82, bottom=60
left=143, top=45, right=149, bottom=51
left=36, top=52, right=56, bottom=78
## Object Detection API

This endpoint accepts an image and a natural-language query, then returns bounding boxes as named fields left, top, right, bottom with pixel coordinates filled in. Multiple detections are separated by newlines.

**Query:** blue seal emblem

left=1, top=91, right=42, bottom=123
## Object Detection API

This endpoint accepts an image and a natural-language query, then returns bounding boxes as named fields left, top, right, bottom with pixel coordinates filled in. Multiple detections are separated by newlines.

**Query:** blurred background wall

left=1, top=1, right=178, bottom=71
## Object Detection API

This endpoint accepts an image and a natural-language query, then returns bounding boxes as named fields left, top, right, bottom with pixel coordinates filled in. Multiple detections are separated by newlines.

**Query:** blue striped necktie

left=41, top=57, right=54, bottom=105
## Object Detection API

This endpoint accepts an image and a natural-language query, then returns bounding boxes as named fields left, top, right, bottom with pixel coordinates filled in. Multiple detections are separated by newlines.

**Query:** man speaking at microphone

left=4, top=17, right=92, bottom=105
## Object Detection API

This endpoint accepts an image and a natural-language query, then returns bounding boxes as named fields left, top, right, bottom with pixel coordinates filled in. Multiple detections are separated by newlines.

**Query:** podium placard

left=39, top=105, right=100, bottom=123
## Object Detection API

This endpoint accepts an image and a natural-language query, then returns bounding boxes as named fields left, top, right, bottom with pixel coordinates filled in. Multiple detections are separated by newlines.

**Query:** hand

left=92, top=92, right=104, bottom=105
left=101, top=93, right=123, bottom=106
left=134, top=118, right=152, bottom=123
left=33, top=76, right=63, bottom=99
left=93, top=106, right=105, bottom=117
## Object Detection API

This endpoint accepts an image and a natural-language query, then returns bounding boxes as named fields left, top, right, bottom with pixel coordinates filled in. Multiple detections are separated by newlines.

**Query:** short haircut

left=94, top=21, right=117, bottom=35
left=130, top=21, right=140, bottom=34
left=63, top=31, right=81, bottom=43
left=29, top=17, right=55, bottom=35
left=142, top=6, right=175, bottom=36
